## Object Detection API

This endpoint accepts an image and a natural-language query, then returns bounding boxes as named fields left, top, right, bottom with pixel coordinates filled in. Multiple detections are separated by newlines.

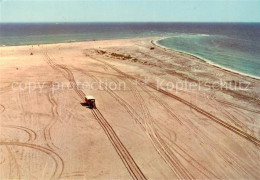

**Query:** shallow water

left=157, top=34, right=260, bottom=77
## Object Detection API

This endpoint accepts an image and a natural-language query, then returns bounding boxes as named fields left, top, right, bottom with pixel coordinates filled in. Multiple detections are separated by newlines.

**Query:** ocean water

left=0, top=23, right=259, bottom=77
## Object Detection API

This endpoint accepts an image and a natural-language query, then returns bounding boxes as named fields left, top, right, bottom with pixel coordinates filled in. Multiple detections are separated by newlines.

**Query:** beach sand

left=0, top=37, right=259, bottom=179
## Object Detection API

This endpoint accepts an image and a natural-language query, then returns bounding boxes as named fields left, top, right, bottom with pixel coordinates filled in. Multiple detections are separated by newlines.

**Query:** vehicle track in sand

left=208, top=96, right=258, bottom=137
left=183, top=110, right=260, bottom=178
left=1, top=125, right=37, bottom=179
left=94, top=52, right=257, bottom=177
left=5, top=145, right=21, bottom=179
left=1, top=120, right=63, bottom=179
left=79, top=56, right=258, bottom=178
left=44, top=92, right=60, bottom=150
left=0, top=142, right=64, bottom=179
left=135, top=83, right=220, bottom=179
left=104, top=64, right=259, bottom=178
left=213, top=102, right=252, bottom=134
left=42, top=49, right=147, bottom=180
left=215, top=99, right=260, bottom=114
left=75, top=69, right=217, bottom=179
left=150, top=40, right=260, bottom=115
left=60, top=171, right=85, bottom=179
left=152, top=90, right=258, bottom=178
left=127, top=79, right=222, bottom=179
left=88, top=55, right=260, bottom=147
left=0, top=104, right=5, bottom=113
left=181, top=88, right=260, bottom=116
left=72, top=68, right=156, bottom=134
left=1, top=125, right=37, bottom=143
left=92, top=109, right=147, bottom=180
left=128, top=81, right=195, bottom=179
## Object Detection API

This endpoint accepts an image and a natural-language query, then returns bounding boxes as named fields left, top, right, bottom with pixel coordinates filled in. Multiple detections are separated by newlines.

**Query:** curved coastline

left=153, top=37, right=260, bottom=81
left=1, top=35, right=259, bottom=81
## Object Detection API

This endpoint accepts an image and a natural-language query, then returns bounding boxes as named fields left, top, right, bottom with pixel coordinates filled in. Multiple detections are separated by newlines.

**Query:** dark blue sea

left=0, top=23, right=259, bottom=77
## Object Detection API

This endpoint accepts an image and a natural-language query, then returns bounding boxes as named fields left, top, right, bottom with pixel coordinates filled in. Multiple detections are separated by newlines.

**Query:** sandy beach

left=0, top=37, right=259, bottom=179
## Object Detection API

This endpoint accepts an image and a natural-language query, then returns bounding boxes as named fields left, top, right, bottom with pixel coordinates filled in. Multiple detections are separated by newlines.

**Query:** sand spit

left=0, top=37, right=259, bottom=179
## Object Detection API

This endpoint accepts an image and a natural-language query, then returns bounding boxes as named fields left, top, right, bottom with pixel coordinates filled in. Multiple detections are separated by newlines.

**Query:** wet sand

left=0, top=37, right=260, bottom=179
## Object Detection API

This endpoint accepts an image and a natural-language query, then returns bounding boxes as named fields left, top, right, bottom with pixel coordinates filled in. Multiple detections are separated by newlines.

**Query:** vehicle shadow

left=80, top=103, right=96, bottom=109
left=80, top=103, right=88, bottom=107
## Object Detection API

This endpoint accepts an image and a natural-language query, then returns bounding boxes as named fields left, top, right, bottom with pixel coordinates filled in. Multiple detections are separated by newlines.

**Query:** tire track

left=42, top=49, right=146, bottom=180
left=215, top=99, right=260, bottom=114
left=86, top=73, right=213, bottom=179
left=152, top=85, right=260, bottom=178
left=60, top=172, right=85, bottom=179
left=92, top=109, right=147, bottom=180
left=75, top=62, right=217, bottom=179
left=5, top=145, right=21, bottom=179
left=136, top=83, right=219, bottom=179
left=0, top=142, right=64, bottom=179
left=43, top=50, right=85, bottom=101
left=182, top=112, right=260, bottom=178
left=88, top=56, right=260, bottom=147
left=127, top=80, right=195, bottom=179
left=44, top=92, right=60, bottom=150
left=130, top=79, right=182, bottom=125
left=73, top=68, right=147, bottom=132
left=0, top=104, right=5, bottom=113
left=0, top=156, right=5, bottom=165
left=210, top=98, right=256, bottom=136
left=2, top=125, right=37, bottom=143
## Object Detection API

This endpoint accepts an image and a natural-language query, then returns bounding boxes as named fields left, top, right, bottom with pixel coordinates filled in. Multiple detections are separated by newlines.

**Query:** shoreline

left=1, top=36, right=260, bottom=81
left=0, top=35, right=162, bottom=47
left=1, top=36, right=259, bottom=179
left=153, top=37, right=260, bottom=81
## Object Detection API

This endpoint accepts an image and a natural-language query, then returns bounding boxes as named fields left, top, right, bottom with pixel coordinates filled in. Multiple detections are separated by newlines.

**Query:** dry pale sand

left=0, top=37, right=260, bottom=179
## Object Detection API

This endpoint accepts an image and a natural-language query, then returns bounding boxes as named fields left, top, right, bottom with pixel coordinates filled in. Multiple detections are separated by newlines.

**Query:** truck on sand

left=85, top=95, right=96, bottom=109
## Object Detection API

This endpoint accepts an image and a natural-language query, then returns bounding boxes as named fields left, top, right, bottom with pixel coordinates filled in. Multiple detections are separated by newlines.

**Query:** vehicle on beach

left=85, top=95, right=96, bottom=109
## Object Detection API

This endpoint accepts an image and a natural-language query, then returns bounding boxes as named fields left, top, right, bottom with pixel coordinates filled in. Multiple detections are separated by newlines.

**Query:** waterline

left=154, top=37, right=260, bottom=80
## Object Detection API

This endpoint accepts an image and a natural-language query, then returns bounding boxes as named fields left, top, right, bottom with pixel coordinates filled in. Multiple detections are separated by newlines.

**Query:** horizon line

left=1, top=21, right=260, bottom=24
